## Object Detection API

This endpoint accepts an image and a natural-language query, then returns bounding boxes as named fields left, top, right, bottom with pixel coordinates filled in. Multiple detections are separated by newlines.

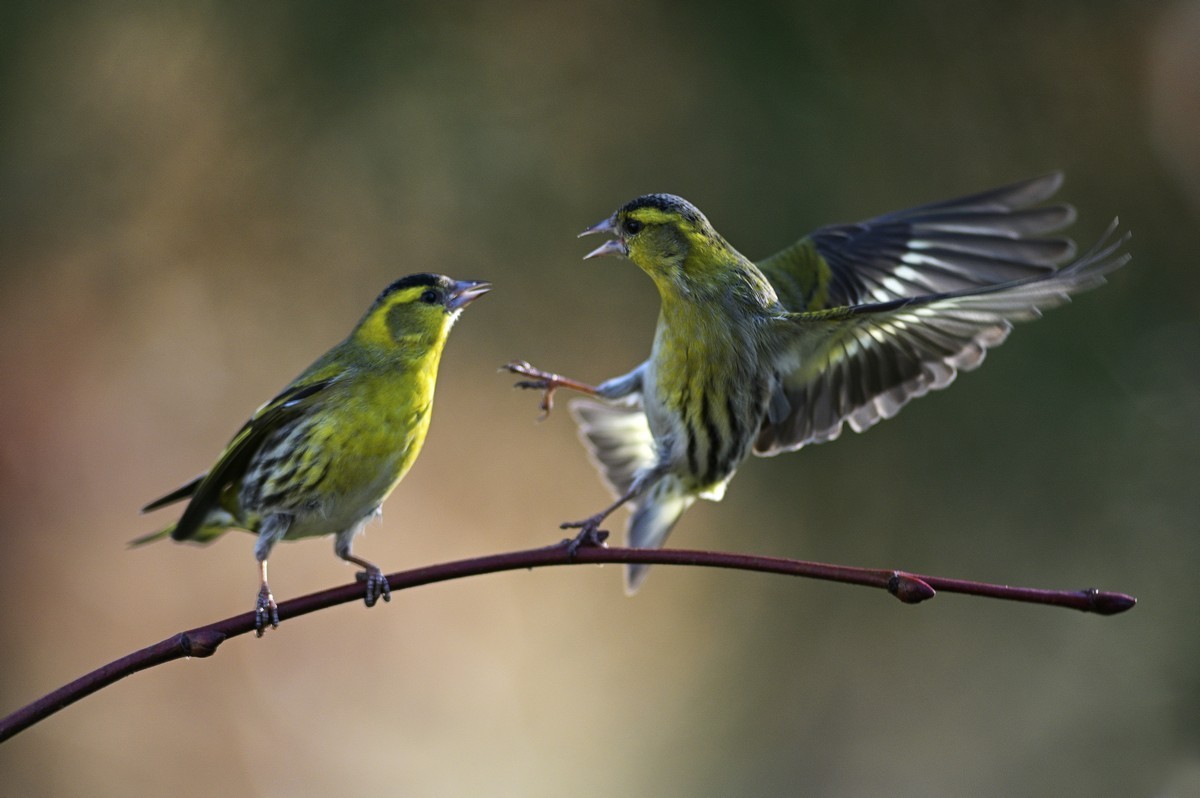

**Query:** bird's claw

left=560, top=520, right=610, bottom=558
left=356, top=567, right=392, bottom=608
left=255, top=586, right=279, bottom=637
left=503, top=360, right=559, bottom=419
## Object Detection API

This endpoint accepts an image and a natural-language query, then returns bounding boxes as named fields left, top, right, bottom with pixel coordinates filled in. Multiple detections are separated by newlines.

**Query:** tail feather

left=128, top=520, right=230, bottom=547
left=625, top=477, right=695, bottom=595
left=128, top=524, right=177, bottom=547
left=570, top=399, right=694, bottom=593
left=142, top=473, right=206, bottom=513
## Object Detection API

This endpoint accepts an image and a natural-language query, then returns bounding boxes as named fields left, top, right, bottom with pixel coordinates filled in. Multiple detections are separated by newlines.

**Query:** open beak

left=447, top=280, right=491, bottom=311
left=578, top=215, right=628, bottom=260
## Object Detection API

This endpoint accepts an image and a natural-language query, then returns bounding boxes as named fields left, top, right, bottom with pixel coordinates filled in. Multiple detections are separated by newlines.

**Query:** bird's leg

left=559, top=487, right=640, bottom=557
left=334, top=519, right=391, bottom=608
left=559, top=465, right=666, bottom=557
left=504, top=360, right=600, bottom=419
left=253, top=514, right=290, bottom=637
left=255, top=560, right=280, bottom=637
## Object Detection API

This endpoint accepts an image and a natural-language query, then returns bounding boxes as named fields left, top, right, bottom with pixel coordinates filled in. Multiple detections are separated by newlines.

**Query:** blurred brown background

left=1, top=2, right=1197, bottom=795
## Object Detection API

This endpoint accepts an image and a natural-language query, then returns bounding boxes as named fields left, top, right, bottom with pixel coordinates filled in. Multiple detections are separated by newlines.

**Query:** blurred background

left=1, top=1, right=1197, bottom=795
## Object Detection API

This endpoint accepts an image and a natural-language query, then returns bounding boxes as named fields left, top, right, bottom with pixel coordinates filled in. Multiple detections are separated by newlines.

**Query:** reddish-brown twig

left=0, top=541, right=1135, bottom=744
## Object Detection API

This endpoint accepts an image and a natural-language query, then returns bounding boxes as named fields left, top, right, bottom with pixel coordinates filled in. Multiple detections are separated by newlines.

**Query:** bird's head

left=353, top=273, right=490, bottom=353
left=579, top=194, right=750, bottom=298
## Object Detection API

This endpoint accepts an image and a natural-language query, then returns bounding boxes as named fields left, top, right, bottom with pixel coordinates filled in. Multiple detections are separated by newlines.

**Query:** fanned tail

left=570, top=399, right=697, bottom=593
left=625, top=476, right=695, bottom=595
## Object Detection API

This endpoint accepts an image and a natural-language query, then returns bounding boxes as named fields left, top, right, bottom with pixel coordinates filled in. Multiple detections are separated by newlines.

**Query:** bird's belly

left=280, top=460, right=404, bottom=540
left=249, top=402, right=425, bottom=540
left=642, top=369, right=749, bottom=499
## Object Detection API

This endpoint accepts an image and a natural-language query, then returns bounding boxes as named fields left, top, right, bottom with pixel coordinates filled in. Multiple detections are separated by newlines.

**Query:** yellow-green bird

left=136, top=274, right=490, bottom=634
left=508, top=173, right=1128, bottom=593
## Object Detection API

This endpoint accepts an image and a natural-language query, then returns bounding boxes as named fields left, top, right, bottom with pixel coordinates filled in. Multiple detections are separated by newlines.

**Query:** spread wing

left=153, top=374, right=341, bottom=540
left=570, top=398, right=656, bottom=499
left=754, top=223, right=1129, bottom=455
left=756, top=173, right=1078, bottom=313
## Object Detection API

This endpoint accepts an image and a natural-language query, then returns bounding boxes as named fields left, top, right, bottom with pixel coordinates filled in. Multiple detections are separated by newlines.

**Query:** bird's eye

left=420, top=290, right=440, bottom=304
left=623, top=218, right=644, bottom=235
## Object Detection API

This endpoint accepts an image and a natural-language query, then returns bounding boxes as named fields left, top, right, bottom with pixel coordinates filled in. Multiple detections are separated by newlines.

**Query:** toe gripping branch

left=255, top=586, right=280, bottom=637
left=356, top=568, right=392, bottom=608
left=562, top=524, right=610, bottom=559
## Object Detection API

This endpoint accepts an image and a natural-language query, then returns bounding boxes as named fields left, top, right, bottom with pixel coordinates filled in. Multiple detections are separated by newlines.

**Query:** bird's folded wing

left=756, top=172, right=1078, bottom=312
left=169, top=374, right=341, bottom=540
left=754, top=223, right=1129, bottom=455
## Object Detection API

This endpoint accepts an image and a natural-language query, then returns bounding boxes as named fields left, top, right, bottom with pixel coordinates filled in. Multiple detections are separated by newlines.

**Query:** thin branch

left=0, top=541, right=1136, bottom=744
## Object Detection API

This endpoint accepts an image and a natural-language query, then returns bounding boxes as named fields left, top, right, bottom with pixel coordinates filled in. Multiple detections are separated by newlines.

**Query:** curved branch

left=0, top=540, right=1136, bottom=743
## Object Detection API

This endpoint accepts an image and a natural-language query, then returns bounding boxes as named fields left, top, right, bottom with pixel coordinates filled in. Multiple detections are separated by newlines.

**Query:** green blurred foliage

left=1, top=1, right=1197, bottom=795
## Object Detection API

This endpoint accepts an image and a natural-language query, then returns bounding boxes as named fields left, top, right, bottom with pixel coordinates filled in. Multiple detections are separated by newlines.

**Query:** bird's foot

left=503, top=360, right=566, bottom=419
left=559, top=518, right=610, bottom=559
left=355, top=566, right=392, bottom=608
left=255, top=585, right=279, bottom=637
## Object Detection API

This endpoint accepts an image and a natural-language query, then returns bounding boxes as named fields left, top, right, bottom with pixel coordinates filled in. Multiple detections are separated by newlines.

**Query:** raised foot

left=355, top=567, right=392, bottom=608
left=255, top=585, right=280, bottom=637
left=559, top=519, right=610, bottom=558
left=503, top=360, right=566, bottom=418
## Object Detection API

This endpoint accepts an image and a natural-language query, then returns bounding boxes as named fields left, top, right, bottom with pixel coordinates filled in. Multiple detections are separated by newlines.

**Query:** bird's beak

left=578, top=215, right=628, bottom=260
left=447, top=280, right=492, bottom=311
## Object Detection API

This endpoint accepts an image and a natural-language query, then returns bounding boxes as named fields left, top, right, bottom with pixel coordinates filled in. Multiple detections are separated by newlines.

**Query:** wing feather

left=169, top=375, right=340, bottom=540
left=757, top=173, right=1078, bottom=313
left=569, top=398, right=656, bottom=499
left=755, top=222, right=1129, bottom=455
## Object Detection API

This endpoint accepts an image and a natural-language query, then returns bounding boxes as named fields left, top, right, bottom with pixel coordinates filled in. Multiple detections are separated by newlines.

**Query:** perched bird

left=136, top=274, right=490, bottom=634
left=508, top=173, right=1128, bottom=593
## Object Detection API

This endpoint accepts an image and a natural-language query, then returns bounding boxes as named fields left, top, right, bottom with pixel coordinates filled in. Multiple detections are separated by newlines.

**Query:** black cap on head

left=620, top=194, right=705, bottom=226
left=379, top=273, right=447, bottom=296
